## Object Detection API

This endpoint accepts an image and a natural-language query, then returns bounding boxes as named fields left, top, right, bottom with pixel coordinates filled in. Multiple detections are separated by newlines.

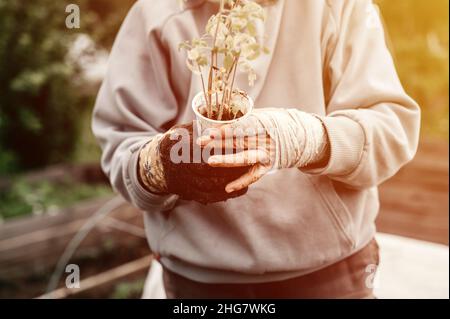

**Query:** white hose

left=45, top=196, right=126, bottom=297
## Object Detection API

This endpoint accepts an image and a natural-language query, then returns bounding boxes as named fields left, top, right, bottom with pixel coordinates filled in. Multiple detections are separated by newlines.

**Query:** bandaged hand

left=197, top=108, right=330, bottom=193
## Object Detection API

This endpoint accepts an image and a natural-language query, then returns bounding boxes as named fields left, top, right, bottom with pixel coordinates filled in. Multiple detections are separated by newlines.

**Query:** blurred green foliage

left=377, top=0, right=449, bottom=138
left=0, top=178, right=112, bottom=220
left=0, top=0, right=136, bottom=220
left=0, top=0, right=87, bottom=173
left=111, top=279, right=145, bottom=299
left=0, top=0, right=136, bottom=175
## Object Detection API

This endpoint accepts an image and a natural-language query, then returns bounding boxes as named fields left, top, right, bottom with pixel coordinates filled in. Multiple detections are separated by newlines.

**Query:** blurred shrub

left=0, top=0, right=136, bottom=175
left=0, top=177, right=112, bottom=220
left=111, top=279, right=145, bottom=299
left=377, top=0, right=449, bottom=138
left=0, top=0, right=89, bottom=173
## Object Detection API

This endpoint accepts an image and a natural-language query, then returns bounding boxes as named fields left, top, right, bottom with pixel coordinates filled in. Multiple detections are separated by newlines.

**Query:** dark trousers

left=163, top=239, right=379, bottom=299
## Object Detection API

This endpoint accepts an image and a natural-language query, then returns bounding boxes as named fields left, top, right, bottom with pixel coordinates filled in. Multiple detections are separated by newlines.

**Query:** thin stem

left=207, top=0, right=243, bottom=120
left=207, top=57, right=214, bottom=118
left=228, top=54, right=240, bottom=104
left=198, top=65, right=209, bottom=112
left=218, top=55, right=238, bottom=120
left=217, top=88, right=225, bottom=121
left=208, top=2, right=223, bottom=119
left=218, top=79, right=230, bottom=121
left=214, top=57, right=219, bottom=117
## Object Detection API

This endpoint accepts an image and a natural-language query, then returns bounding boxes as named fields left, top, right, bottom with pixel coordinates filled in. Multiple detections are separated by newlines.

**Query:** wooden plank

left=0, top=163, right=108, bottom=191
left=0, top=224, right=146, bottom=279
left=37, top=255, right=152, bottom=299
left=376, top=210, right=449, bottom=245
left=0, top=198, right=145, bottom=278
left=0, top=202, right=138, bottom=251
left=377, top=139, right=449, bottom=245
left=386, top=166, right=449, bottom=192
left=379, top=186, right=448, bottom=215
left=0, top=197, right=113, bottom=240
left=0, top=215, right=143, bottom=269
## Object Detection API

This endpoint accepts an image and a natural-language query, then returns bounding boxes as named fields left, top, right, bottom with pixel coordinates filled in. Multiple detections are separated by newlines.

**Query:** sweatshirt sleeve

left=92, top=1, right=179, bottom=211
left=303, top=0, right=421, bottom=189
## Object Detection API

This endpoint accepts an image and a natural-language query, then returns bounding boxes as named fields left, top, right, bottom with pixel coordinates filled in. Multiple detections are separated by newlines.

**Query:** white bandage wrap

left=242, top=109, right=328, bottom=169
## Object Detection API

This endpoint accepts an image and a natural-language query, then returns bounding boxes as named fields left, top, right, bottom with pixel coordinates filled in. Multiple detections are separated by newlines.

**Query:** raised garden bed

left=0, top=196, right=149, bottom=298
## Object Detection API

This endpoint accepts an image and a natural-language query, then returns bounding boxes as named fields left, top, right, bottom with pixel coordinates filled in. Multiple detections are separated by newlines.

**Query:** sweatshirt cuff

left=125, top=140, right=178, bottom=212
left=302, top=115, right=365, bottom=177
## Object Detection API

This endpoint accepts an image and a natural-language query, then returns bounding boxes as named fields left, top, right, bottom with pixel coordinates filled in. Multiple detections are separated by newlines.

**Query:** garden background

left=0, top=0, right=448, bottom=298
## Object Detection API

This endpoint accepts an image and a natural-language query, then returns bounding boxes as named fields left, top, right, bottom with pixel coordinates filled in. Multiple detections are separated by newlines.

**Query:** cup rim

left=191, top=91, right=254, bottom=125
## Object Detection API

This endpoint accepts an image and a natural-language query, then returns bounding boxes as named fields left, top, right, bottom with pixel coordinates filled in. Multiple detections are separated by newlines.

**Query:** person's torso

left=144, top=0, right=379, bottom=283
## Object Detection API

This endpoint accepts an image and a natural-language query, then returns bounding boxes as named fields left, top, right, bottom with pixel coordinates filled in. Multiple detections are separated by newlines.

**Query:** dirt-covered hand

left=139, top=123, right=251, bottom=205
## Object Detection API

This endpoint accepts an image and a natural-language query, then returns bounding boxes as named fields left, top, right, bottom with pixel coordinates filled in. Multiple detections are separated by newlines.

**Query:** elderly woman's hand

left=197, top=108, right=330, bottom=193
left=139, top=122, right=251, bottom=204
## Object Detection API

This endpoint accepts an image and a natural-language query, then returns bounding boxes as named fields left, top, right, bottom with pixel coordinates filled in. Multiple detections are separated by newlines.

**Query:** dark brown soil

left=200, top=108, right=244, bottom=121
left=159, top=123, right=251, bottom=204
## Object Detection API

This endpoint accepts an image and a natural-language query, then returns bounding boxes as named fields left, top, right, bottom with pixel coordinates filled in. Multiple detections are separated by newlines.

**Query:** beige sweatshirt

left=92, top=0, right=420, bottom=283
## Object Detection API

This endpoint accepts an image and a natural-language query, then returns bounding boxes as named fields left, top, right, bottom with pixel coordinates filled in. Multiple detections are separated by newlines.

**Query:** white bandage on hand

left=249, top=108, right=328, bottom=169
left=197, top=108, right=330, bottom=192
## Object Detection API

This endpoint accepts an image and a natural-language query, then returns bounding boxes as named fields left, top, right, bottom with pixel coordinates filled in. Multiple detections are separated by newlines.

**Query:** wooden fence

left=377, top=139, right=449, bottom=245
